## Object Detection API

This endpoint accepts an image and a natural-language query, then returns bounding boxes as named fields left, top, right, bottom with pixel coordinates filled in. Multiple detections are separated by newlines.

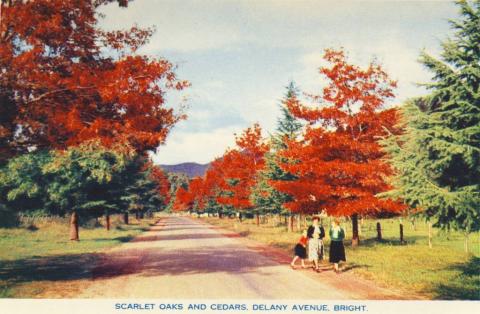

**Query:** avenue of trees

left=0, top=0, right=478, bottom=251
left=172, top=1, right=479, bottom=251
left=0, top=0, right=186, bottom=239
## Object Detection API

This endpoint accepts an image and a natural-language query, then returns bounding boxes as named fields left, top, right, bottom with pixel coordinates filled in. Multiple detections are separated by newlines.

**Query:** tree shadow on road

left=126, top=233, right=237, bottom=242
left=0, top=252, right=102, bottom=297
left=429, top=256, right=480, bottom=300
left=159, top=226, right=208, bottom=231
left=92, top=245, right=279, bottom=280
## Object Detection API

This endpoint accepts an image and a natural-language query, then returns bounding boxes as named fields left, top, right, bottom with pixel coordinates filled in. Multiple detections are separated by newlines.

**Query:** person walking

left=307, top=216, right=325, bottom=272
left=329, top=218, right=346, bottom=273
left=290, top=230, right=308, bottom=269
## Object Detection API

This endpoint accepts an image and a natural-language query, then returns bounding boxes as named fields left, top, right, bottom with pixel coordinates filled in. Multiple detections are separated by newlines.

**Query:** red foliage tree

left=215, top=123, right=269, bottom=211
left=274, top=49, right=405, bottom=245
left=172, top=176, right=210, bottom=212
left=172, top=124, right=269, bottom=216
left=0, top=0, right=188, bottom=162
left=149, top=164, right=171, bottom=208
left=172, top=185, right=195, bottom=212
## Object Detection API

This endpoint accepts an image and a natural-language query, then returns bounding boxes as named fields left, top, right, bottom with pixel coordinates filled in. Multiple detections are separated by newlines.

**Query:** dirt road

left=78, top=216, right=405, bottom=299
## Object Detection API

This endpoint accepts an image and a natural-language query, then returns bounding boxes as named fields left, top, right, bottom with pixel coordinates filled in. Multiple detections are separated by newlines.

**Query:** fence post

left=400, top=223, right=405, bottom=244
left=376, top=221, right=382, bottom=241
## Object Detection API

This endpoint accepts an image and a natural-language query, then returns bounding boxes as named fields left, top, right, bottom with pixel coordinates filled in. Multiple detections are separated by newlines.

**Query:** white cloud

left=294, top=38, right=436, bottom=105
left=150, top=126, right=241, bottom=165
left=237, top=95, right=282, bottom=133
left=96, top=0, right=456, bottom=164
left=98, top=0, right=245, bottom=52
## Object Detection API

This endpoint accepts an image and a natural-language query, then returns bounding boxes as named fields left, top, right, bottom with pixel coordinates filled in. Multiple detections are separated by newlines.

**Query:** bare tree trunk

left=359, top=216, right=363, bottom=237
left=69, top=211, right=79, bottom=241
left=123, top=212, right=129, bottom=225
left=400, top=222, right=405, bottom=244
left=376, top=221, right=382, bottom=241
left=256, top=213, right=260, bottom=226
left=351, top=213, right=359, bottom=247
left=428, top=222, right=432, bottom=248
left=105, top=212, right=110, bottom=231
left=287, top=215, right=293, bottom=232
left=296, top=214, right=301, bottom=230
left=135, top=211, right=139, bottom=219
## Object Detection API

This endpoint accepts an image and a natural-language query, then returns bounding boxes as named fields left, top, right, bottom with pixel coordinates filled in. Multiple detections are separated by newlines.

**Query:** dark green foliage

left=251, top=82, right=303, bottom=215
left=382, top=0, right=480, bottom=233
left=40, top=141, right=131, bottom=219
left=0, top=141, right=169, bottom=226
left=0, top=151, right=52, bottom=215
left=121, top=159, right=165, bottom=217
left=272, top=81, right=304, bottom=150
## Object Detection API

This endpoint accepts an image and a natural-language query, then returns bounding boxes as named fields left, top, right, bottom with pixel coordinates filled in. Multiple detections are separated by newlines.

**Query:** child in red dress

left=290, top=230, right=308, bottom=269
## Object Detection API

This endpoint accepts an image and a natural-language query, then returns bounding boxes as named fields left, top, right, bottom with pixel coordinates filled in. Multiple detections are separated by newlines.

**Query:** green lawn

left=0, top=215, right=156, bottom=298
left=199, top=216, right=479, bottom=300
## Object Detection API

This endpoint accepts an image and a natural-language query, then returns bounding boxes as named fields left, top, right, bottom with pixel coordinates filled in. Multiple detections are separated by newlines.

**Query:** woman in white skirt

left=307, top=216, right=325, bottom=272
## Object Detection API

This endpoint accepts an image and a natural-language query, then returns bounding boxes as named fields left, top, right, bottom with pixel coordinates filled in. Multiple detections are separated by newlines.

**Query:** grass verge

left=199, top=216, right=479, bottom=300
left=0, top=215, right=156, bottom=298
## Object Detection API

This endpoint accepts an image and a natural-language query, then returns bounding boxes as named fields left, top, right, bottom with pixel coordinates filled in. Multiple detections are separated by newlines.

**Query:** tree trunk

left=218, top=211, right=223, bottom=219
left=411, top=218, right=416, bottom=231
left=139, top=211, right=144, bottom=219
left=69, top=211, right=79, bottom=241
left=400, top=223, right=405, bottom=244
left=296, top=214, right=301, bottom=230
left=135, top=211, right=139, bottom=219
left=287, top=215, right=293, bottom=232
left=284, top=215, right=287, bottom=225
left=256, top=213, right=260, bottom=226
left=351, top=213, right=359, bottom=247
left=105, top=213, right=110, bottom=231
left=123, top=212, right=129, bottom=225
left=376, top=221, right=382, bottom=241
left=359, top=217, right=363, bottom=237
left=428, top=221, right=432, bottom=248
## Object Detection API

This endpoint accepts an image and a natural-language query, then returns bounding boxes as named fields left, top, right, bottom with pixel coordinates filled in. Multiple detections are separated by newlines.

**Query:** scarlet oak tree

left=172, top=124, right=269, bottom=217
left=0, top=0, right=188, bottom=161
left=149, top=165, right=171, bottom=209
left=275, top=49, right=405, bottom=245
left=215, top=124, right=269, bottom=212
left=172, top=177, right=208, bottom=212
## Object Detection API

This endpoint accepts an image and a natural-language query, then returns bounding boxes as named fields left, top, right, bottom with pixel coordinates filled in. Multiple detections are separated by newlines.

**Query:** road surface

left=78, top=216, right=404, bottom=299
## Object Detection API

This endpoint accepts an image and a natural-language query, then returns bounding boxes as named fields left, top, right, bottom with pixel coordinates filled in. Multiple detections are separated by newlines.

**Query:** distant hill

left=160, top=162, right=210, bottom=178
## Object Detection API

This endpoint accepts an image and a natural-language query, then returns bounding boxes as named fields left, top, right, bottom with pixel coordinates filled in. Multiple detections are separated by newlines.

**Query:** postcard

left=0, top=0, right=478, bottom=313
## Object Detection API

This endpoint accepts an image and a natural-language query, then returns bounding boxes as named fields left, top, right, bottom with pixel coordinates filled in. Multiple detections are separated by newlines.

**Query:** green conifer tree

left=381, top=0, right=480, bottom=251
left=251, top=82, right=303, bottom=223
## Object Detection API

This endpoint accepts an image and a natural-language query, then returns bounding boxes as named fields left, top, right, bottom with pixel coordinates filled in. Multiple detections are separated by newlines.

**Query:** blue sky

left=99, top=0, right=458, bottom=165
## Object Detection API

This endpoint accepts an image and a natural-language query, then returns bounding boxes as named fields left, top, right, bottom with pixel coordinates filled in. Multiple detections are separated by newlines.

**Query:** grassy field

left=199, top=215, right=479, bottom=300
left=0, top=215, right=157, bottom=298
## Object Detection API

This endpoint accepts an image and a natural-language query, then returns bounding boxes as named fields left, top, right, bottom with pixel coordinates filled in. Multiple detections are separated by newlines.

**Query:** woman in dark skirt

left=329, top=218, right=346, bottom=273
left=291, top=230, right=308, bottom=269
